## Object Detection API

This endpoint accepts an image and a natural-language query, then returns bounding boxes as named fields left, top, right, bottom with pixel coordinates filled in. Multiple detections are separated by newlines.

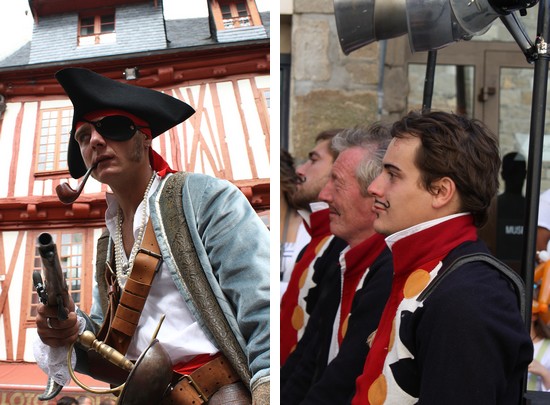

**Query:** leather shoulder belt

left=100, top=219, right=162, bottom=354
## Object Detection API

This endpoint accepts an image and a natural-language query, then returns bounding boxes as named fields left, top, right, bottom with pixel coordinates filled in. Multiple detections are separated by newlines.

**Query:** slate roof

left=166, top=11, right=269, bottom=48
left=0, top=43, right=31, bottom=68
left=165, top=17, right=215, bottom=48
left=0, top=9, right=270, bottom=69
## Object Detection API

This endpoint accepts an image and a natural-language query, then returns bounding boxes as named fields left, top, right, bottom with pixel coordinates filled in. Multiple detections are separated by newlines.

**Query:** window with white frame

left=78, top=12, right=116, bottom=45
left=36, top=108, right=72, bottom=172
left=212, top=0, right=262, bottom=30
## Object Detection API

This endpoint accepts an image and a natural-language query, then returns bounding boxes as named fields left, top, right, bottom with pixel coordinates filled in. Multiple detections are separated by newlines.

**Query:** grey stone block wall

left=289, top=5, right=380, bottom=159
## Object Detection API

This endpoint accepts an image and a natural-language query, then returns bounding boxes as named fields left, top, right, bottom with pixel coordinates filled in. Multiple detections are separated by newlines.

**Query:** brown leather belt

left=101, top=220, right=163, bottom=355
left=162, top=354, right=244, bottom=405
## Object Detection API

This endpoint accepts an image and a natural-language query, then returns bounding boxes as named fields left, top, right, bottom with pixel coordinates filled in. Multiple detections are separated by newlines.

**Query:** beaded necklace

left=114, top=172, right=156, bottom=286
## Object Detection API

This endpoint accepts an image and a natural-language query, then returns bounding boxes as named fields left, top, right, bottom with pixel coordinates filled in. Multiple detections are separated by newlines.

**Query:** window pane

left=237, top=3, right=248, bottom=17
left=71, top=292, right=81, bottom=303
left=81, top=26, right=94, bottom=36
left=221, top=5, right=231, bottom=19
left=37, top=108, right=73, bottom=172
left=81, top=16, right=94, bottom=25
left=101, top=14, right=114, bottom=24
left=101, top=14, right=115, bottom=34
left=80, top=16, right=95, bottom=36
left=102, top=23, right=115, bottom=33
left=407, top=64, right=475, bottom=118
left=499, top=67, right=550, bottom=189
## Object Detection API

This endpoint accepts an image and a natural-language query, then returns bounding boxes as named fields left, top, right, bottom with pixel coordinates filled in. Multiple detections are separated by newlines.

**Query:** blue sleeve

left=184, top=174, right=270, bottom=388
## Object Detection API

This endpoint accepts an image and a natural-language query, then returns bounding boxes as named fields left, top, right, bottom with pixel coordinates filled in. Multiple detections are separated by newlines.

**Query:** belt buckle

left=180, top=374, right=209, bottom=402
left=137, top=247, right=164, bottom=273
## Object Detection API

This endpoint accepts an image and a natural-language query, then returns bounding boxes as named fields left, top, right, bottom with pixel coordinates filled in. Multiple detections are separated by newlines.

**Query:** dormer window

left=211, top=0, right=262, bottom=31
left=78, top=11, right=116, bottom=45
left=221, top=1, right=251, bottom=28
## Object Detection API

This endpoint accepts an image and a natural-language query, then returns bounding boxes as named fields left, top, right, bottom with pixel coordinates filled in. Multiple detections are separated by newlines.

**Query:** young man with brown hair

left=353, top=110, right=532, bottom=405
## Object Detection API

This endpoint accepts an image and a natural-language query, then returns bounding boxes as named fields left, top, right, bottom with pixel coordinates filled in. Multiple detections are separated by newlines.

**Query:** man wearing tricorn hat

left=33, top=67, right=270, bottom=404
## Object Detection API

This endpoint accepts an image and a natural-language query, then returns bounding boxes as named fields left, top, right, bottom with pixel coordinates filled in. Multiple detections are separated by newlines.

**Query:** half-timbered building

left=0, top=0, right=270, bottom=401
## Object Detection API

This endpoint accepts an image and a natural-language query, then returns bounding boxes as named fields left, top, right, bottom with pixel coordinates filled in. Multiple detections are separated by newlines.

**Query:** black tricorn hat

left=55, top=67, right=195, bottom=178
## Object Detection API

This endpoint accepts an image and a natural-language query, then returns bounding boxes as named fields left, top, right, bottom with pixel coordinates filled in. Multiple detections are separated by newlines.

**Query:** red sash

left=280, top=209, right=331, bottom=365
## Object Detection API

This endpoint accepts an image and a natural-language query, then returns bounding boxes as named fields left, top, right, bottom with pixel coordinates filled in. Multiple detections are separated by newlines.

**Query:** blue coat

left=149, top=172, right=270, bottom=392
left=91, top=172, right=270, bottom=399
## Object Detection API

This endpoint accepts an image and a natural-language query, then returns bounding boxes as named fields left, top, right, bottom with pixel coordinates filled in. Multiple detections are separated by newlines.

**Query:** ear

left=431, top=176, right=457, bottom=209
left=143, top=134, right=152, bottom=148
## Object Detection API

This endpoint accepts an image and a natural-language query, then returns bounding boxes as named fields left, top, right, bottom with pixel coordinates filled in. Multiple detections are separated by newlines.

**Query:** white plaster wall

left=14, top=102, right=38, bottom=198
left=217, top=81, right=253, bottom=180
left=0, top=103, right=20, bottom=198
left=1, top=231, right=27, bottom=361
left=239, top=78, right=269, bottom=178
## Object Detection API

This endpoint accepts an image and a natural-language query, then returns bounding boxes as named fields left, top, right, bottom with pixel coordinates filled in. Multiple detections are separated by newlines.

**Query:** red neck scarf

left=338, top=233, right=386, bottom=344
left=352, top=215, right=477, bottom=405
left=280, top=208, right=332, bottom=365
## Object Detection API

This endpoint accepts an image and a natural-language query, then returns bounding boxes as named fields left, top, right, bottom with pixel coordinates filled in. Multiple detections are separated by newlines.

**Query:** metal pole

left=521, top=6, right=549, bottom=402
left=422, top=50, right=438, bottom=112
left=521, top=0, right=550, bottom=328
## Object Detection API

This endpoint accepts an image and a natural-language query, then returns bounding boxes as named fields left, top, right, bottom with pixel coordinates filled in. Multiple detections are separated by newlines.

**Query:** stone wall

left=289, top=1, right=380, bottom=160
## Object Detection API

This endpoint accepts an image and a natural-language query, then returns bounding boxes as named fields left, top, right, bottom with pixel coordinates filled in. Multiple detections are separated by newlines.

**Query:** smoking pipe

left=56, top=163, right=97, bottom=204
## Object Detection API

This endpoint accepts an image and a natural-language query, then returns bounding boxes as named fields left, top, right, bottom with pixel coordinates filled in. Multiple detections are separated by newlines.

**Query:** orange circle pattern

left=291, top=305, right=304, bottom=330
left=314, top=236, right=331, bottom=255
left=298, top=268, right=308, bottom=289
left=368, top=374, right=387, bottom=405
left=403, top=269, right=431, bottom=299
left=388, top=318, right=396, bottom=352
left=341, top=313, right=350, bottom=339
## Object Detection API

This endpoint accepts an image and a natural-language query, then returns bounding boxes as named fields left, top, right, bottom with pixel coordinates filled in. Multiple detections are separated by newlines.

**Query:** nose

left=295, top=161, right=309, bottom=177
left=318, top=179, right=332, bottom=203
left=367, top=173, right=382, bottom=197
left=89, top=128, right=106, bottom=148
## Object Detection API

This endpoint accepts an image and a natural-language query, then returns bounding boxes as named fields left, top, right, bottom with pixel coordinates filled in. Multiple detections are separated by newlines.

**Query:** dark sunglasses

left=76, top=115, right=149, bottom=142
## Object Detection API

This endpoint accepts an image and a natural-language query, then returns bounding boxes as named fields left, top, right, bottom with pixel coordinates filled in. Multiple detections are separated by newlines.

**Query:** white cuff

left=33, top=314, right=87, bottom=386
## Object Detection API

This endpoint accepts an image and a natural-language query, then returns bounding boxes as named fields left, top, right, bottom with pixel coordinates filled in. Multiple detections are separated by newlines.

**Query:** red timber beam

left=0, top=43, right=269, bottom=99
left=0, top=179, right=269, bottom=230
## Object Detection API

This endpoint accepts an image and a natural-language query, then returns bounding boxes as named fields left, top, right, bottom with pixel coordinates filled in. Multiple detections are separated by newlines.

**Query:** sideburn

left=130, top=133, right=148, bottom=163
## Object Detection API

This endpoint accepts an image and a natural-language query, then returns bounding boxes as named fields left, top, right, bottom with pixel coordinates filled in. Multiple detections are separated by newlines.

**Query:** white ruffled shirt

left=34, top=173, right=218, bottom=385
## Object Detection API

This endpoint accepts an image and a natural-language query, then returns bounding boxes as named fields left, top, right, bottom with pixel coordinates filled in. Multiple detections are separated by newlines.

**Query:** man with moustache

left=292, top=130, right=340, bottom=210
left=352, top=110, right=532, bottom=405
left=280, top=129, right=348, bottom=366
left=281, top=124, right=393, bottom=404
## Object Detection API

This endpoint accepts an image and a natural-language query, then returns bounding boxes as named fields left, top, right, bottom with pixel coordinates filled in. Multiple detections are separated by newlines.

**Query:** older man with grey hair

left=280, top=123, right=394, bottom=404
